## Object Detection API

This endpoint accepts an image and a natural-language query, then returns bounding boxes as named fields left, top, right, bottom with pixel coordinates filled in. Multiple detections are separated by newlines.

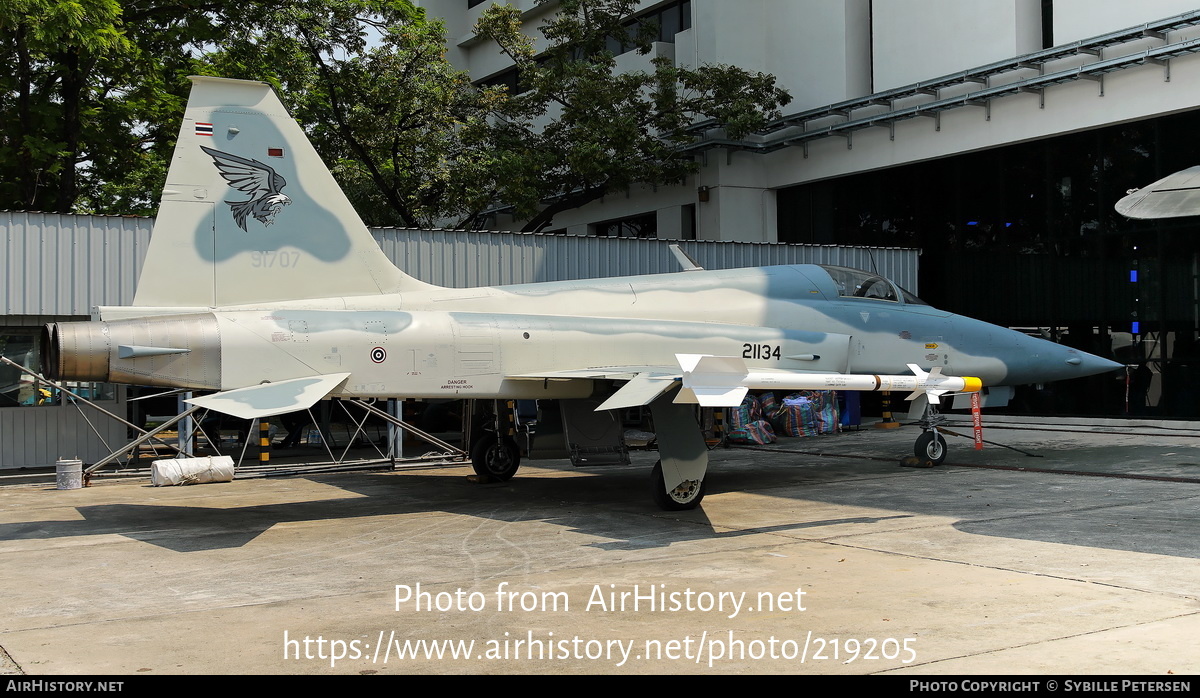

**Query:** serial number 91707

left=251, top=250, right=301, bottom=268
left=743, top=343, right=782, bottom=360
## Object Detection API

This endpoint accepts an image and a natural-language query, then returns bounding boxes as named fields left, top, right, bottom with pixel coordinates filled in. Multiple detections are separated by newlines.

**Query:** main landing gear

left=650, top=460, right=706, bottom=510
left=469, top=400, right=522, bottom=481
left=467, top=392, right=709, bottom=511
left=646, top=389, right=709, bottom=511
left=471, top=432, right=521, bottom=481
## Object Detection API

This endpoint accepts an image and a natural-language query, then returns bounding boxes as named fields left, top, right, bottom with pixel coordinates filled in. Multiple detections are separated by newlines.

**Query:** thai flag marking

left=195, top=122, right=214, bottom=136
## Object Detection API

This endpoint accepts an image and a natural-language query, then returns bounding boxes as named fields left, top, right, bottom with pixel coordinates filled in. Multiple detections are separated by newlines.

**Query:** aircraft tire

left=471, top=433, right=521, bottom=481
left=650, top=460, right=706, bottom=511
left=914, top=431, right=947, bottom=465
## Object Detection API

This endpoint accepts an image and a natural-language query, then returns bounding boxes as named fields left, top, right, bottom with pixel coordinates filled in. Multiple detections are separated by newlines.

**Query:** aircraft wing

left=508, top=361, right=862, bottom=411
left=508, top=366, right=681, bottom=410
left=508, top=366, right=680, bottom=381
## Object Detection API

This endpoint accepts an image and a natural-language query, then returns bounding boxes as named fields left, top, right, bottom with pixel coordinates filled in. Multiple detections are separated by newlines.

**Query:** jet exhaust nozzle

left=41, top=322, right=111, bottom=381
left=41, top=314, right=222, bottom=389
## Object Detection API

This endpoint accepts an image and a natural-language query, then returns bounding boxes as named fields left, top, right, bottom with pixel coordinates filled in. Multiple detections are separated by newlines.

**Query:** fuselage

left=49, top=264, right=1120, bottom=398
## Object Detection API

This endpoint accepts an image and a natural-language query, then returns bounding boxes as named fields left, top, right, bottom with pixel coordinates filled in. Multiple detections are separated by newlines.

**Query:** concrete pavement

left=0, top=417, right=1197, bottom=675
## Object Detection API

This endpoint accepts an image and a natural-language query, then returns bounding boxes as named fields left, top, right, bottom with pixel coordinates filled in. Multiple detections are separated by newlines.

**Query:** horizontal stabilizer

left=186, top=373, right=350, bottom=419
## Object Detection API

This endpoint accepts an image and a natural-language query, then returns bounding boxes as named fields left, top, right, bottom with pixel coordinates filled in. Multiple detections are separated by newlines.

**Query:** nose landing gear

left=914, top=404, right=947, bottom=465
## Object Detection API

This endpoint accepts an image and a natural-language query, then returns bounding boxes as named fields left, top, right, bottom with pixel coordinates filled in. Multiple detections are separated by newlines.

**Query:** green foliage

left=0, top=1, right=502, bottom=226
left=0, top=1, right=256, bottom=213
left=0, top=0, right=791, bottom=233
left=475, top=0, right=791, bottom=232
left=0, top=0, right=132, bottom=210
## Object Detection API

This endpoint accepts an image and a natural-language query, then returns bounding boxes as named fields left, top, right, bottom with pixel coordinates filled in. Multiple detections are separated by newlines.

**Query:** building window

left=468, top=0, right=489, bottom=8
left=1041, top=0, right=1054, bottom=49
left=594, top=212, right=657, bottom=238
left=478, top=2, right=693, bottom=86
left=608, top=0, right=692, bottom=55
left=475, top=66, right=522, bottom=93
left=681, top=203, right=696, bottom=240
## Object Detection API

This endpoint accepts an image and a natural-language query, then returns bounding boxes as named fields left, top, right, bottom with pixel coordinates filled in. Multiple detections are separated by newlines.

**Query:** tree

left=0, top=1, right=501, bottom=227
left=0, top=0, right=135, bottom=211
left=0, top=1, right=285, bottom=214
left=474, top=0, right=791, bottom=232
left=1, top=1, right=791, bottom=232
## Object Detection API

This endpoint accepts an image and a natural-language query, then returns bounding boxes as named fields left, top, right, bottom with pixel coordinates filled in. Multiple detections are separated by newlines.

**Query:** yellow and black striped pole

left=259, top=419, right=271, bottom=463
left=876, top=391, right=901, bottom=429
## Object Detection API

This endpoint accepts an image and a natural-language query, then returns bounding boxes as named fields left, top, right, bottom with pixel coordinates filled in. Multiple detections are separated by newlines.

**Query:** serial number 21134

left=743, top=343, right=781, bottom=360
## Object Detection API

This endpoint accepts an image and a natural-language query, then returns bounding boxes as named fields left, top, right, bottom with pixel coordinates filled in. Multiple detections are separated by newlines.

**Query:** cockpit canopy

left=818, top=265, right=926, bottom=305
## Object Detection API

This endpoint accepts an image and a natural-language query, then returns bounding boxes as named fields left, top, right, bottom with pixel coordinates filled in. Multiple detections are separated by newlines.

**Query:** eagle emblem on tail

left=200, top=145, right=292, bottom=231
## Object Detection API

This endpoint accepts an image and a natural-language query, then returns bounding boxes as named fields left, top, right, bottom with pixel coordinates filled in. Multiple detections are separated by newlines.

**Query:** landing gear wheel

left=914, top=431, right=947, bottom=465
left=471, top=433, right=521, bottom=481
left=650, top=460, right=705, bottom=511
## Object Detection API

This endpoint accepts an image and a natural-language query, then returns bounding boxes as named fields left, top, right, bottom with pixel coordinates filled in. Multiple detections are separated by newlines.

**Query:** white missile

left=674, top=354, right=983, bottom=407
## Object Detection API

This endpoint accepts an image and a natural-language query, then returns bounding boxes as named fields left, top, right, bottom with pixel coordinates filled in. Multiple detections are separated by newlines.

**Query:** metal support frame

left=6, top=350, right=472, bottom=479
left=1145, top=55, right=1171, bottom=81
left=915, top=110, right=942, bottom=131
left=967, top=98, right=992, bottom=121
left=345, top=399, right=467, bottom=460
left=0, top=356, right=189, bottom=469
left=1080, top=73, right=1105, bottom=96
left=1, top=354, right=468, bottom=480
left=1, top=357, right=170, bottom=447
left=85, top=406, right=202, bottom=475
left=1020, top=86, right=1046, bottom=108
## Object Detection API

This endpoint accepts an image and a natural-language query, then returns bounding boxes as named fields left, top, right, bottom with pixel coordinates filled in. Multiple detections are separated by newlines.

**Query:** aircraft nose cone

left=1063, top=350, right=1123, bottom=376
left=1005, top=332, right=1123, bottom=383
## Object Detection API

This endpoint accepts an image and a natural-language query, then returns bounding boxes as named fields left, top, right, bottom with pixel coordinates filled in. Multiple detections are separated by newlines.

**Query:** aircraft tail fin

left=133, top=76, right=434, bottom=309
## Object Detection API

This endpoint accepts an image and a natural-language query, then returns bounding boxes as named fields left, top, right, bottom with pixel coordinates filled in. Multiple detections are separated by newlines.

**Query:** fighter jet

left=40, top=77, right=1120, bottom=509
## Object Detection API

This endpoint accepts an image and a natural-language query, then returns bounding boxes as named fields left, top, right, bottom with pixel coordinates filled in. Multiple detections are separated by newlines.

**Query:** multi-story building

left=423, top=0, right=1200, bottom=418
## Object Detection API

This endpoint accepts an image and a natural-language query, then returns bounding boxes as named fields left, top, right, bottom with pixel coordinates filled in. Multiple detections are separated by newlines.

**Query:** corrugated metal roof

left=1, top=212, right=919, bottom=315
